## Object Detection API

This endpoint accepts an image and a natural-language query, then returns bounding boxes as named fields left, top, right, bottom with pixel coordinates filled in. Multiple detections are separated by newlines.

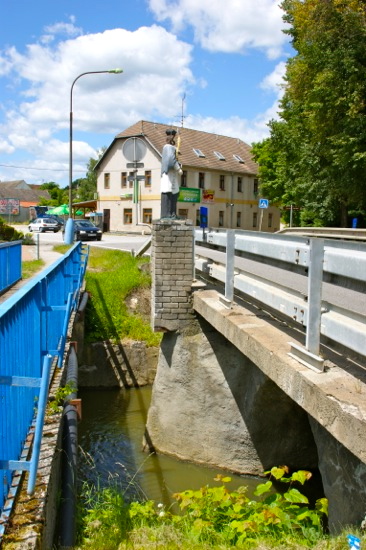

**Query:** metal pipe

left=59, top=344, right=78, bottom=549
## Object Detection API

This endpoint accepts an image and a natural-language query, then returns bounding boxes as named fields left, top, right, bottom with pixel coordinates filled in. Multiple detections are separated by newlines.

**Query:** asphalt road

left=14, top=225, right=152, bottom=255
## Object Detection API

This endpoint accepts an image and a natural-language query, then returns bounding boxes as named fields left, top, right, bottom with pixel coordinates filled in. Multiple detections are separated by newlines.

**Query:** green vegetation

left=84, top=247, right=161, bottom=347
left=74, top=466, right=351, bottom=550
left=48, top=381, right=77, bottom=414
left=22, top=259, right=45, bottom=279
left=252, top=0, right=366, bottom=227
left=0, top=216, right=24, bottom=241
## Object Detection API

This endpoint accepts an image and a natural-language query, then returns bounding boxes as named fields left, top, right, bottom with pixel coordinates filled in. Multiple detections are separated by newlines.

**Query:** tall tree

left=254, top=0, right=366, bottom=226
left=74, top=150, right=105, bottom=203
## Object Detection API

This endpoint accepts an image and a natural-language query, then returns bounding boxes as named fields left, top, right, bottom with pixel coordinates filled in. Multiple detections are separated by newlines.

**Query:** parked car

left=47, top=215, right=65, bottom=227
left=28, top=217, right=60, bottom=233
left=63, top=220, right=102, bottom=241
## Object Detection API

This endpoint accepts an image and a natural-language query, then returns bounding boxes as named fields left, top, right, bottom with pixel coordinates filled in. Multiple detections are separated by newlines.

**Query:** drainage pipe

left=59, top=343, right=78, bottom=549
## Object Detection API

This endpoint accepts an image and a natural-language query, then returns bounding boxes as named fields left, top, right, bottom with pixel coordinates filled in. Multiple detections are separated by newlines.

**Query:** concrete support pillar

left=151, top=219, right=195, bottom=332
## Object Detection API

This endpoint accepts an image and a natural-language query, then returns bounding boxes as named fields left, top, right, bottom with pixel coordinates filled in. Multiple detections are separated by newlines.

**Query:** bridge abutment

left=147, top=226, right=366, bottom=532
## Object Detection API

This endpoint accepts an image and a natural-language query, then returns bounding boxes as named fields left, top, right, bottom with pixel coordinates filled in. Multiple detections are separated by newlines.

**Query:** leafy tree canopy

left=253, top=0, right=366, bottom=227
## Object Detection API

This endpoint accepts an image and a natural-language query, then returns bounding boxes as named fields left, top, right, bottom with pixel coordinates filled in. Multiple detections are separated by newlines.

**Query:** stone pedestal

left=151, top=219, right=195, bottom=332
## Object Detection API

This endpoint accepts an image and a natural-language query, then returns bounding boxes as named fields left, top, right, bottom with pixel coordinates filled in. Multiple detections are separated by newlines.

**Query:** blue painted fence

left=0, top=240, right=22, bottom=293
left=0, top=242, right=88, bottom=526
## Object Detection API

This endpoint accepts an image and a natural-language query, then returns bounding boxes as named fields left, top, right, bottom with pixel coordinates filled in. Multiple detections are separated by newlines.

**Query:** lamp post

left=64, top=69, right=123, bottom=244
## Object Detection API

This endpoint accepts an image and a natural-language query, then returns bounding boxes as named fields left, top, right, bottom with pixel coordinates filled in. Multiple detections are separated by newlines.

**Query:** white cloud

left=0, top=24, right=195, bottom=184
left=0, top=139, right=15, bottom=154
left=148, top=0, right=289, bottom=59
left=260, top=61, right=287, bottom=97
left=185, top=110, right=275, bottom=146
left=40, top=17, right=83, bottom=44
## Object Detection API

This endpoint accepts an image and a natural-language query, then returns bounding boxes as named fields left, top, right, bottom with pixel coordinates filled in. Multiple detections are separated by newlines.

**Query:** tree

left=74, top=151, right=105, bottom=202
left=254, top=0, right=366, bottom=227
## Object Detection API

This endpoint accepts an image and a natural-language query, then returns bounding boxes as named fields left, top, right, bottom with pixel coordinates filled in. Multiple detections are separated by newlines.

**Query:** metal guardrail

left=0, top=242, right=88, bottom=530
left=0, top=240, right=22, bottom=294
left=194, top=229, right=366, bottom=372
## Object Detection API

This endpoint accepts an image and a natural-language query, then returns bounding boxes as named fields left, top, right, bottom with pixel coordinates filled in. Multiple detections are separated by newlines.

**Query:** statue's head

left=165, top=128, right=177, bottom=145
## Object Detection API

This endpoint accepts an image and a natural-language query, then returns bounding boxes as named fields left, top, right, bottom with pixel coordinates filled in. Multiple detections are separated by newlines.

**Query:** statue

left=160, top=129, right=183, bottom=219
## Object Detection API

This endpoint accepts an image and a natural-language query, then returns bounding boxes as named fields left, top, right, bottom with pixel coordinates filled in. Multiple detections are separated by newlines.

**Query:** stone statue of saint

left=160, top=130, right=183, bottom=219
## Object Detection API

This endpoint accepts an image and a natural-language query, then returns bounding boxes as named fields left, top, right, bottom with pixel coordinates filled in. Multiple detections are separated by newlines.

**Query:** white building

left=95, top=120, right=280, bottom=232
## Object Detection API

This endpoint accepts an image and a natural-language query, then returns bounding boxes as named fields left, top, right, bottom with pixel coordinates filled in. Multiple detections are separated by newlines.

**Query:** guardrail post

left=289, top=237, right=325, bottom=372
left=222, top=229, right=235, bottom=306
left=306, top=238, right=324, bottom=355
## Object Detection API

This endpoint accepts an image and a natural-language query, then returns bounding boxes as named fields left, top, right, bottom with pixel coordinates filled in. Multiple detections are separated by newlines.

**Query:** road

left=14, top=225, right=152, bottom=256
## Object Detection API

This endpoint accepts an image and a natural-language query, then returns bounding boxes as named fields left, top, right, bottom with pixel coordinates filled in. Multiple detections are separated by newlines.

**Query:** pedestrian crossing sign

left=259, top=199, right=269, bottom=209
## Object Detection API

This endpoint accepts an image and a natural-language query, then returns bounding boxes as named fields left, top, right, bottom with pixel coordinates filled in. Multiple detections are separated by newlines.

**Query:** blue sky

left=0, top=0, right=292, bottom=187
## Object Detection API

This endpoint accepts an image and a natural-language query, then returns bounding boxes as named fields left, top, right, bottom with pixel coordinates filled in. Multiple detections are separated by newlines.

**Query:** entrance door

left=103, top=209, right=110, bottom=232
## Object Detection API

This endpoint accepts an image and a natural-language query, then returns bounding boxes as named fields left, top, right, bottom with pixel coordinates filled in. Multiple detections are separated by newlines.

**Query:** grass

left=22, top=258, right=45, bottom=279
left=84, top=247, right=161, bottom=347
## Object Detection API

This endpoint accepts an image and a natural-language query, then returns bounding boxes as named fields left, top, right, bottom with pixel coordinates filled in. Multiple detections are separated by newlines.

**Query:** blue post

left=27, top=354, right=53, bottom=495
left=64, top=218, right=74, bottom=245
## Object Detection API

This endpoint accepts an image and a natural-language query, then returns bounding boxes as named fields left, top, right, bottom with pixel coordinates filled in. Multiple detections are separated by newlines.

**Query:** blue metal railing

left=0, top=240, right=22, bottom=294
left=0, top=242, right=88, bottom=525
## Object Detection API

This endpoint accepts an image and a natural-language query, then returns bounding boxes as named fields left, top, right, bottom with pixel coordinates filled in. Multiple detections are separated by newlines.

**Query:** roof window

left=214, top=151, right=226, bottom=161
left=233, top=154, right=245, bottom=163
left=193, top=148, right=205, bottom=158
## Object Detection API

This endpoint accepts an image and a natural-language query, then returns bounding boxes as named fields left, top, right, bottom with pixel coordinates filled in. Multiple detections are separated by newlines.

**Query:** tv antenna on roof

left=175, top=93, right=186, bottom=127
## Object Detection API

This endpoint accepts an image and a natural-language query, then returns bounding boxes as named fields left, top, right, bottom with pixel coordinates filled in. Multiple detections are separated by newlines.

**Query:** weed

left=75, top=467, right=335, bottom=549
left=48, top=381, right=76, bottom=414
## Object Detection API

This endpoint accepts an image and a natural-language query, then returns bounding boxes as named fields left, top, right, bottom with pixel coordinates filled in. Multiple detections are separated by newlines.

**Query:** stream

left=78, top=386, right=261, bottom=508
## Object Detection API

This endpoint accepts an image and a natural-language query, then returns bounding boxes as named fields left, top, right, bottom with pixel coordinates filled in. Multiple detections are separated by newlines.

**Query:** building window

left=219, top=174, right=225, bottom=191
left=268, top=212, right=273, bottom=228
left=178, top=209, right=188, bottom=219
left=145, top=170, right=151, bottom=187
left=214, top=151, right=226, bottom=161
left=237, top=177, right=242, bottom=192
left=143, top=208, right=152, bottom=223
left=233, top=154, right=245, bottom=164
left=253, top=212, right=258, bottom=228
left=253, top=178, right=259, bottom=195
left=198, top=172, right=205, bottom=189
left=193, top=148, right=205, bottom=158
left=121, top=172, right=127, bottom=188
left=124, top=208, right=132, bottom=224
left=219, top=211, right=224, bottom=227
left=129, top=172, right=134, bottom=188
left=236, top=211, right=241, bottom=227
left=104, top=173, right=110, bottom=189
left=181, top=170, right=187, bottom=187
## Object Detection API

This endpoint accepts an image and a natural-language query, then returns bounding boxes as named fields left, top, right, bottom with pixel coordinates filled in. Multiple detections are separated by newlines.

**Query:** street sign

left=126, top=162, right=144, bottom=168
left=258, top=199, right=269, bottom=209
left=127, top=175, right=145, bottom=182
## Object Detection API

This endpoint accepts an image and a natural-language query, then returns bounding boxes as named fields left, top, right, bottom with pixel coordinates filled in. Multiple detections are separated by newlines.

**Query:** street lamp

left=64, top=69, right=123, bottom=244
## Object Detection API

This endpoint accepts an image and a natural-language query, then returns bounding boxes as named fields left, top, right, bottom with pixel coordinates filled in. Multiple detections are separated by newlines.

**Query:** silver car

left=28, top=217, right=60, bottom=233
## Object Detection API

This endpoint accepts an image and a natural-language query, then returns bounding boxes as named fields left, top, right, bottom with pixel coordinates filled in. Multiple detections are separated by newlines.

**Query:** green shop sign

left=178, top=187, right=201, bottom=203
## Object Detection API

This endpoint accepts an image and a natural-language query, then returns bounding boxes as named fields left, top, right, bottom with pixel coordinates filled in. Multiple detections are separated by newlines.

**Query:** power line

left=0, top=163, right=85, bottom=173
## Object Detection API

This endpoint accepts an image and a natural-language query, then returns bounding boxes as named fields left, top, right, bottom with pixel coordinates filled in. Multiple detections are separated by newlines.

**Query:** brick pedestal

left=151, top=219, right=195, bottom=332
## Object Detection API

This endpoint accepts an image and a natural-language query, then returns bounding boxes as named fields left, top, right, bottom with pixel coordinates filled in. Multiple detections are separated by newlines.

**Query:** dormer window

left=193, top=148, right=205, bottom=158
left=233, top=154, right=245, bottom=163
left=214, top=151, right=225, bottom=161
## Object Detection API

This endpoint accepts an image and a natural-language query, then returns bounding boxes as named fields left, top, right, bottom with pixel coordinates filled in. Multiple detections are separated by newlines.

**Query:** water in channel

left=78, top=386, right=260, bottom=507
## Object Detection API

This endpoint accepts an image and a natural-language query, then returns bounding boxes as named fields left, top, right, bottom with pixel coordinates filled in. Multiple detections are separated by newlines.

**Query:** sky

left=0, top=0, right=292, bottom=188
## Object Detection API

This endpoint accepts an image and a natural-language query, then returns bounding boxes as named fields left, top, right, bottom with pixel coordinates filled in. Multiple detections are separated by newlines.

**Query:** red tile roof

left=115, top=120, right=258, bottom=176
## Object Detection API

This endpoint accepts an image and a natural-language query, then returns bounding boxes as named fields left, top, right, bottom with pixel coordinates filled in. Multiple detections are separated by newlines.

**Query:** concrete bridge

left=146, top=219, right=366, bottom=533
